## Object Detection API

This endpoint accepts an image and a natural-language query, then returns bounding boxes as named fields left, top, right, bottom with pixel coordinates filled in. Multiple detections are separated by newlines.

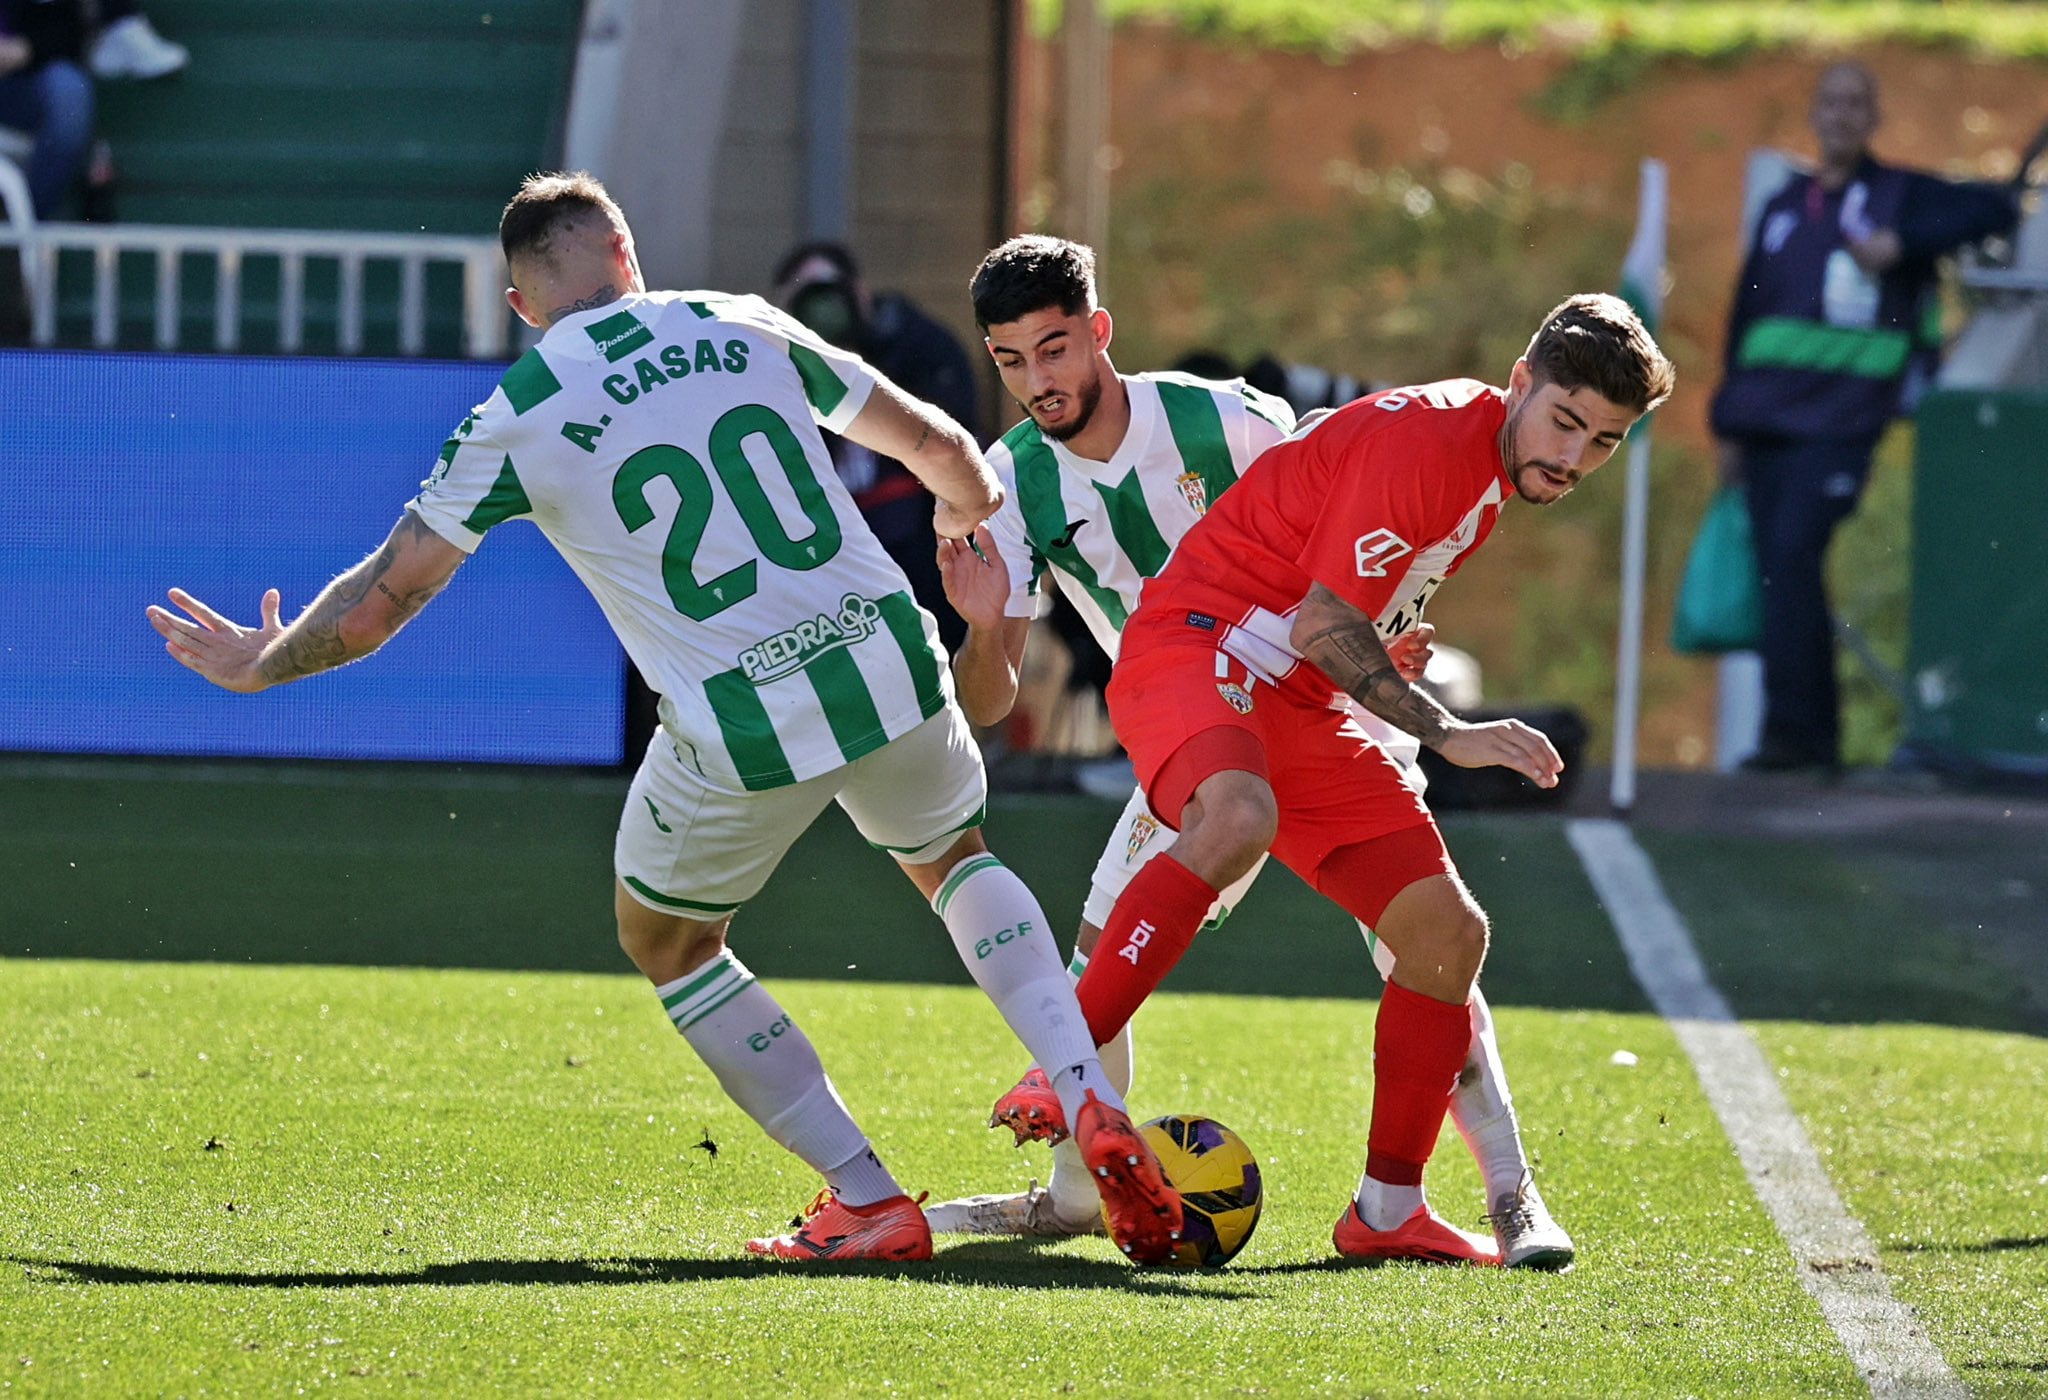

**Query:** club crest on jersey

left=1354, top=528, right=1413, bottom=578
left=1176, top=469, right=1210, bottom=517
left=738, top=593, right=883, bottom=684
left=1216, top=681, right=1254, bottom=715
left=1126, top=814, right=1159, bottom=864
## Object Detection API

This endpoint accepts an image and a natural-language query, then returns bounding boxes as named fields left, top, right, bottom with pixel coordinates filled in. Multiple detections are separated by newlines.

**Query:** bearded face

left=986, top=307, right=1110, bottom=442
left=1500, top=373, right=1637, bottom=506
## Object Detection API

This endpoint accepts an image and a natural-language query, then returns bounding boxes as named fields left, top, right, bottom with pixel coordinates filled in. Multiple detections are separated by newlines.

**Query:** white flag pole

left=1610, top=158, right=1667, bottom=814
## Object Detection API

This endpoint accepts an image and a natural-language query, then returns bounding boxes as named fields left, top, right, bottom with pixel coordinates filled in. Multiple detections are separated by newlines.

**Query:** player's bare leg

left=615, top=885, right=931, bottom=1261
left=901, top=832, right=1180, bottom=1263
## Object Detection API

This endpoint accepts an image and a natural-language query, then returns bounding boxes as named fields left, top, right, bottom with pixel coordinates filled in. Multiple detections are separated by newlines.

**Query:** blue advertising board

left=1, top=350, right=626, bottom=764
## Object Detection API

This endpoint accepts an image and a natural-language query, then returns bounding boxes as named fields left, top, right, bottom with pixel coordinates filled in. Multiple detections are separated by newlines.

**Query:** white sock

left=1354, top=1172, right=1427, bottom=1231
left=931, top=854, right=1123, bottom=1126
left=1072, top=949, right=1136, bottom=1097
left=1450, top=986, right=1530, bottom=1203
left=1047, top=948, right=1134, bottom=1219
left=820, top=1143, right=904, bottom=1208
left=658, top=952, right=882, bottom=1186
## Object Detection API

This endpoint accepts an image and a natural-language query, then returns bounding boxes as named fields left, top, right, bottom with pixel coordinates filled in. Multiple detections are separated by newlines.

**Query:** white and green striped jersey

left=409, top=289, right=951, bottom=792
left=985, top=371, right=1294, bottom=660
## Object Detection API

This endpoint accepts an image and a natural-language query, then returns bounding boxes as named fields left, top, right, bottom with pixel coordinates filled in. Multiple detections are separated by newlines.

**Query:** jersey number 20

left=612, top=403, right=844, bottom=620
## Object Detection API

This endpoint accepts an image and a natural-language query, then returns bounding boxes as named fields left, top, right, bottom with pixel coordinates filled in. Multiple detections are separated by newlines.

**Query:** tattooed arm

left=842, top=374, right=997, bottom=540
left=1290, top=582, right=1565, bottom=787
left=147, top=513, right=467, bottom=694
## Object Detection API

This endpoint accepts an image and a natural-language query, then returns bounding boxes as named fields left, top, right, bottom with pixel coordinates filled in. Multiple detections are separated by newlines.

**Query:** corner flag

left=1610, top=159, right=1667, bottom=813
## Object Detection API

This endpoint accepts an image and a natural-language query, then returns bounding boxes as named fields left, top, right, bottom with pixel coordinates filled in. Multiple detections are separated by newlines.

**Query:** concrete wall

left=565, top=0, right=1010, bottom=425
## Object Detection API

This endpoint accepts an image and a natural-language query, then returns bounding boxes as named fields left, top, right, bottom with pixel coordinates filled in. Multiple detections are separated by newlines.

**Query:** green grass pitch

left=3, top=764, right=2043, bottom=1394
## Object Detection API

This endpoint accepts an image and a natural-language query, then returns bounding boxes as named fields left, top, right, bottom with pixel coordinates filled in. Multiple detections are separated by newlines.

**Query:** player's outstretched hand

left=937, top=526, right=1010, bottom=630
left=1386, top=623, right=1437, bottom=683
left=147, top=587, right=283, bottom=694
left=1435, top=717, right=1564, bottom=788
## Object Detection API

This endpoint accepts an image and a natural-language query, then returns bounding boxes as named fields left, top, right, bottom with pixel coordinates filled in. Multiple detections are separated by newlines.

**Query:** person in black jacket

left=1710, top=61, right=2018, bottom=773
left=774, top=241, right=981, bottom=653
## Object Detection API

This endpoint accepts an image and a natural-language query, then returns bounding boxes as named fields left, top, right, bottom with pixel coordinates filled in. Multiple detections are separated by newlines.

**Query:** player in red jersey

left=993, top=293, right=1674, bottom=1265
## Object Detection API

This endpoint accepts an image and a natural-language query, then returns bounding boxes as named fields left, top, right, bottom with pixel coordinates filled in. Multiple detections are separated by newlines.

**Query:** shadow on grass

left=1892, top=1235, right=2048, bottom=1255
left=10, top=1250, right=1255, bottom=1298
left=1229, top=1257, right=1561, bottom=1278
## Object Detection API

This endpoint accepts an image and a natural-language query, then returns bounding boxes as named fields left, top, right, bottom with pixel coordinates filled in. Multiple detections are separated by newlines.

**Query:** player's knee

left=614, top=882, right=729, bottom=983
left=1450, top=903, right=1489, bottom=970
left=1191, top=779, right=1277, bottom=865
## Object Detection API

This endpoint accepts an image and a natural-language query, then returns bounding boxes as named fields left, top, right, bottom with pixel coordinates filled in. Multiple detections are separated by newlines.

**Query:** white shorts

left=1079, top=715, right=1423, bottom=983
left=616, top=705, right=987, bottom=918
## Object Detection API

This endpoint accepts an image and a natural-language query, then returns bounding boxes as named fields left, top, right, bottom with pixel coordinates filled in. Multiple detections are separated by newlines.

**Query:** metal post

left=214, top=244, right=241, bottom=352
left=1610, top=429, right=1653, bottom=811
left=154, top=244, right=180, bottom=350
left=1058, top=0, right=1111, bottom=260
left=279, top=252, right=304, bottom=354
left=802, top=0, right=855, bottom=240
left=92, top=240, right=117, bottom=347
left=399, top=255, right=426, bottom=356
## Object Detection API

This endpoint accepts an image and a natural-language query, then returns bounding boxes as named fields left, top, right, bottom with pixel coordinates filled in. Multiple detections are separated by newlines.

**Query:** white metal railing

left=0, top=218, right=511, bottom=358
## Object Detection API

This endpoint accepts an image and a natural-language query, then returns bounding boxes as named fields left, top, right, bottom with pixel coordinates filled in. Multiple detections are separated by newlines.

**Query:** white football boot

left=923, top=1181, right=1104, bottom=1237
left=1487, top=1170, right=1575, bottom=1271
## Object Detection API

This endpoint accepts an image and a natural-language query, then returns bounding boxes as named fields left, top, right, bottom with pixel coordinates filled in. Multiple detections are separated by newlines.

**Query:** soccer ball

left=1137, top=1114, right=1263, bottom=1269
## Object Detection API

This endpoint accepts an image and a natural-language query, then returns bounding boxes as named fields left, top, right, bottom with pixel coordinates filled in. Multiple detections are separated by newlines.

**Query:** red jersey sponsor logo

left=1354, top=528, right=1413, bottom=578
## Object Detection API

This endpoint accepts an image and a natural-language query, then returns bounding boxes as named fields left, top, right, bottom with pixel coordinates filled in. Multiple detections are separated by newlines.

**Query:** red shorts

left=1105, top=636, right=1444, bottom=890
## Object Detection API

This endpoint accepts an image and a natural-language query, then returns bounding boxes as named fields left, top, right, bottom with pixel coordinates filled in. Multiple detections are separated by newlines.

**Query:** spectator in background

left=1710, top=61, right=2017, bottom=774
left=1177, top=347, right=1373, bottom=419
left=774, top=240, right=979, bottom=651
left=88, top=0, right=185, bottom=80
left=0, top=0, right=181, bottom=220
left=0, top=0, right=95, bottom=218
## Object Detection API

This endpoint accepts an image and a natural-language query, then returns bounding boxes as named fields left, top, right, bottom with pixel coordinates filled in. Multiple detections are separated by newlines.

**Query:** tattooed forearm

left=911, top=422, right=932, bottom=455
left=1299, top=619, right=1455, bottom=747
left=256, top=516, right=458, bottom=684
left=544, top=283, right=619, bottom=325
left=263, top=620, right=349, bottom=683
left=257, top=555, right=377, bottom=684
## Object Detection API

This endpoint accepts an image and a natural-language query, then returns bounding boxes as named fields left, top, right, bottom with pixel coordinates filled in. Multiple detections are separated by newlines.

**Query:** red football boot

left=989, top=1066, right=1068, bottom=1146
left=1332, top=1199, right=1501, bottom=1266
left=746, top=1190, right=933, bottom=1262
left=1073, top=1091, right=1183, bottom=1266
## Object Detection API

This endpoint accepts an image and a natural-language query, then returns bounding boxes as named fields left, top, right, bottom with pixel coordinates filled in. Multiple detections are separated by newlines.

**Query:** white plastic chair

left=0, top=129, right=40, bottom=314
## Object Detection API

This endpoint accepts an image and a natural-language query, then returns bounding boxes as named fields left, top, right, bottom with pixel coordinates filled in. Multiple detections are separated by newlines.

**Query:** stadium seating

left=38, top=0, right=578, bottom=356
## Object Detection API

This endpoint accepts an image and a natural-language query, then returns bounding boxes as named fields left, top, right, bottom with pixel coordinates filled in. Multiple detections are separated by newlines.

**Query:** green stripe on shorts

left=625, top=876, right=740, bottom=917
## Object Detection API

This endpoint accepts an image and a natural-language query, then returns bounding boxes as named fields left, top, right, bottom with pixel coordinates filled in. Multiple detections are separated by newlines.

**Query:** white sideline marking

left=1566, top=818, right=1964, bottom=1400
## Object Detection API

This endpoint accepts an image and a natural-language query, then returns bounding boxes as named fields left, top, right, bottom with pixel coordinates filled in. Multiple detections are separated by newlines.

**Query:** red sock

left=1364, top=981, right=1473, bottom=1186
left=1076, top=853, right=1217, bottom=1046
